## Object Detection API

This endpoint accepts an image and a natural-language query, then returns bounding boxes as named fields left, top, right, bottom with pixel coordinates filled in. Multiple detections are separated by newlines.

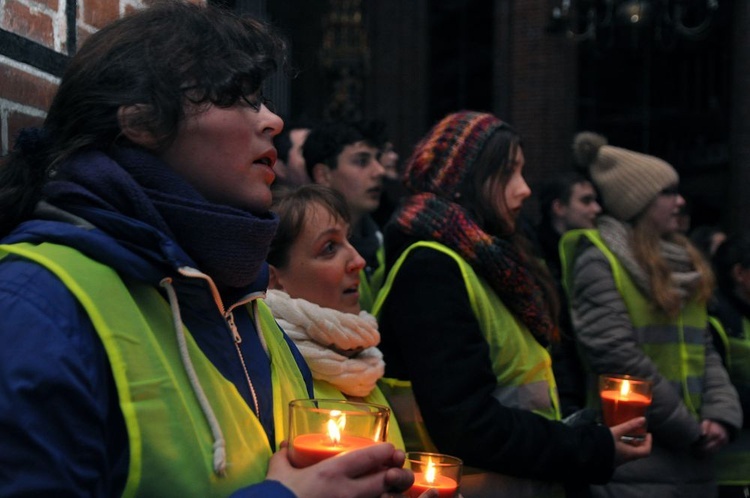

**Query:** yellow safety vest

left=373, top=241, right=561, bottom=447
left=708, top=314, right=750, bottom=486
left=560, top=230, right=707, bottom=416
left=374, top=241, right=565, bottom=498
left=358, top=245, right=386, bottom=313
left=0, top=242, right=311, bottom=498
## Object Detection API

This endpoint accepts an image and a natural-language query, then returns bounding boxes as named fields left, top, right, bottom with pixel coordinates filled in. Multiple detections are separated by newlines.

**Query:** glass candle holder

left=599, top=374, right=653, bottom=441
left=405, top=452, right=462, bottom=498
left=287, top=398, right=390, bottom=468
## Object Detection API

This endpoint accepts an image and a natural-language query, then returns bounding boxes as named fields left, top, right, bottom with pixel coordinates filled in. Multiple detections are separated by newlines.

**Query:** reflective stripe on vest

left=560, top=230, right=707, bottom=416
left=373, top=241, right=560, bottom=427
left=0, top=242, right=311, bottom=498
left=708, top=315, right=750, bottom=486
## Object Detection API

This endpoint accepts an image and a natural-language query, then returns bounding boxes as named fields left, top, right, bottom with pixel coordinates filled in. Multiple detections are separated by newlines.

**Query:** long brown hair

left=632, top=218, right=715, bottom=317
left=460, top=129, right=561, bottom=339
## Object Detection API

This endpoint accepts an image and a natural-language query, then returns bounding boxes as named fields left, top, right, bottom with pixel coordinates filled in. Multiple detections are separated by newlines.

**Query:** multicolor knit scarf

left=393, top=192, right=556, bottom=340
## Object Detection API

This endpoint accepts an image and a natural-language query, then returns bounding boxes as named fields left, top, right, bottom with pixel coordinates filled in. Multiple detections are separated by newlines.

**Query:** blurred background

left=1, top=0, right=746, bottom=233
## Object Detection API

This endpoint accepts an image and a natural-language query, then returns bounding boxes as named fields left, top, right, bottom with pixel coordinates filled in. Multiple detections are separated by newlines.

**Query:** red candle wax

left=600, top=390, right=651, bottom=435
left=290, top=433, right=376, bottom=468
left=406, top=473, right=458, bottom=498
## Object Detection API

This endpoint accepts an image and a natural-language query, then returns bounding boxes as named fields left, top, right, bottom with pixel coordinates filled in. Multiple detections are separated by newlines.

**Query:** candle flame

left=424, top=457, right=436, bottom=484
left=326, top=409, right=346, bottom=445
left=620, top=379, right=631, bottom=397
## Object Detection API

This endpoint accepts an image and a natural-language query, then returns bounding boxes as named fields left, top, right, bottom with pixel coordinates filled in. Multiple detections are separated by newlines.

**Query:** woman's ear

left=551, top=198, right=567, bottom=218
left=311, top=162, right=331, bottom=185
left=268, top=265, right=284, bottom=290
left=117, top=105, right=160, bottom=149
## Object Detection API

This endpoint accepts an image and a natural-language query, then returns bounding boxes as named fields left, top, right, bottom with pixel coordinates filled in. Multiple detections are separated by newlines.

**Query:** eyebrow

left=313, top=225, right=347, bottom=243
left=352, top=151, right=374, bottom=160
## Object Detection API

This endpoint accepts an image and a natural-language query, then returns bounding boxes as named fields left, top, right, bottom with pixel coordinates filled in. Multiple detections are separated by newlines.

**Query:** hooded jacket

left=0, top=149, right=313, bottom=497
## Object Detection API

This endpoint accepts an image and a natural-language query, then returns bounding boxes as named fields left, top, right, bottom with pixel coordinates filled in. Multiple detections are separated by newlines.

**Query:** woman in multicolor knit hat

left=560, top=132, right=741, bottom=498
left=372, top=111, right=651, bottom=497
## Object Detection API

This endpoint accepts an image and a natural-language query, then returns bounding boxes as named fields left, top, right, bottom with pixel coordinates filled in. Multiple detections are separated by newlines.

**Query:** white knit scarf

left=264, top=290, right=385, bottom=397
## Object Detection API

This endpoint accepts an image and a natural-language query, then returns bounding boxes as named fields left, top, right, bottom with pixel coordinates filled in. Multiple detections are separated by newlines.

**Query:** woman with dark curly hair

left=0, top=3, right=414, bottom=497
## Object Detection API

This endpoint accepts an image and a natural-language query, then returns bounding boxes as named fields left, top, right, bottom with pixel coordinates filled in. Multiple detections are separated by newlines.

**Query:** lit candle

left=599, top=375, right=652, bottom=441
left=290, top=409, right=378, bottom=468
left=405, top=454, right=461, bottom=498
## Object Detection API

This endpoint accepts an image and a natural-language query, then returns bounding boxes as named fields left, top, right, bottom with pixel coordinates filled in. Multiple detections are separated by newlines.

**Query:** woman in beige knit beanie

left=560, top=132, right=741, bottom=498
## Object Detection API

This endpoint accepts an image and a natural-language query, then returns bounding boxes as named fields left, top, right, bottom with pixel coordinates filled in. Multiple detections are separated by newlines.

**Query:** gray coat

left=570, top=243, right=742, bottom=498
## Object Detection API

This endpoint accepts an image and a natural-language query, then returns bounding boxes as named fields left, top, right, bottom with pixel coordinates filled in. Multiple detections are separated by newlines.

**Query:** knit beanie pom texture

left=573, top=131, right=679, bottom=222
left=405, top=111, right=507, bottom=198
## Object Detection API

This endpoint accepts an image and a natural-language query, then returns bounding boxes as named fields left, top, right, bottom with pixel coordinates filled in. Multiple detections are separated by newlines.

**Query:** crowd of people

left=0, top=2, right=745, bottom=498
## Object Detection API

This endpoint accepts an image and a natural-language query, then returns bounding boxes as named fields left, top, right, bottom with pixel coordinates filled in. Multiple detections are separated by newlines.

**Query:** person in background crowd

left=375, top=111, right=652, bottom=498
left=0, top=3, right=414, bottom=497
left=690, top=224, right=728, bottom=261
left=536, top=171, right=601, bottom=281
left=535, top=171, right=602, bottom=418
left=373, top=139, right=408, bottom=229
left=272, top=119, right=312, bottom=189
left=265, top=184, right=405, bottom=449
left=708, top=232, right=750, bottom=498
left=381, top=141, right=400, bottom=180
left=562, top=131, right=741, bottom=498
left=676, top=199, right=692, bottom=235
left=303, top=119, right=387, bottom=312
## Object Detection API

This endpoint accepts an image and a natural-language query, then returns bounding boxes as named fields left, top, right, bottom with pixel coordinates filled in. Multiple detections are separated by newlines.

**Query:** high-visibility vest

left=0, top=242, right=311, bottom=498
left=708, top=313, right=750, bottom=486
left=358, top=245, right=386, bottom=312
left=374, top=241, right=565, bottom=498
left=373, top=241, right=561, bottom=450
left=560, top=230, right=707, bottom=416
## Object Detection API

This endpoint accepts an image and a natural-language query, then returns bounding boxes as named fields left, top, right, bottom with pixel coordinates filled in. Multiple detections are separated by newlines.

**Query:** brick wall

left=502, top=0, right=579, bottom=223
left=0, top=0, right=149, bottom=156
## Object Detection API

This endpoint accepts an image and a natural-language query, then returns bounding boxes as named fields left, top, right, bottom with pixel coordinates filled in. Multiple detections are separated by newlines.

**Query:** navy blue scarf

left=43, top=147, right=278, bottom=289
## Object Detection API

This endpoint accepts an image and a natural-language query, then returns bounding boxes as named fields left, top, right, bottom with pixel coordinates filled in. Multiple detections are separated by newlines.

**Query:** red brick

left=82, top=0, right=121, bottom=29
left=2, top=0, right=55, bottom=49
left=77, top=23, right=96, bottom=48
left=35, top=0, right=60, bottom=10
left=0, top=63, right=58, bottom=111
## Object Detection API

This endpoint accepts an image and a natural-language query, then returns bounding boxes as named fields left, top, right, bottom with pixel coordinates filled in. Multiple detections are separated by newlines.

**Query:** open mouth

left=343, top=283, right=360, bottom=294
left=255, top=149, right=277, bottom=168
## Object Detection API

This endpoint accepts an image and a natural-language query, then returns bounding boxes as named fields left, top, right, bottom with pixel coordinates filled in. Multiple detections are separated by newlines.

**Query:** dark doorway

left=427, top=0, right=494, bottom=125
left=576, top=4, right=732, bottom=229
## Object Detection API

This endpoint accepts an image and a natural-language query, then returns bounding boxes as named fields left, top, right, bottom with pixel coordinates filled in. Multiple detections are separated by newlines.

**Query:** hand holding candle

left=405, top=452, right=462, bottom=498
left=599, top=374, right=652, bottom=442
left=288, top=399, right=390, bottom=468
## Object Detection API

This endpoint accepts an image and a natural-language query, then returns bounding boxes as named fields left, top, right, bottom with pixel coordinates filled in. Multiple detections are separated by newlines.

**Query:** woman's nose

left=262, top=105, right=284, bottom=137
left=347, top=245, right=366, bottom=273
